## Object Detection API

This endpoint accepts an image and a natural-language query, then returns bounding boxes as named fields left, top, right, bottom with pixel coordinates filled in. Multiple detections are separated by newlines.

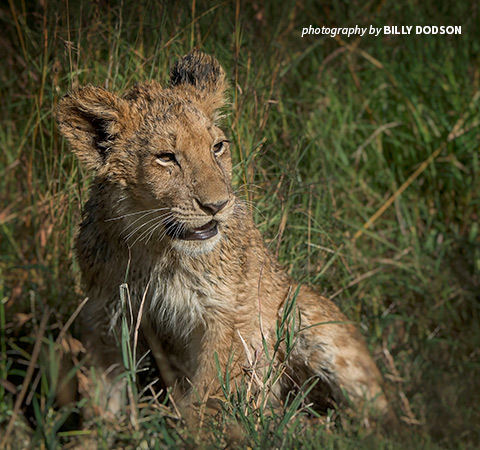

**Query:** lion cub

left=57, top=51, right=393, bottom=424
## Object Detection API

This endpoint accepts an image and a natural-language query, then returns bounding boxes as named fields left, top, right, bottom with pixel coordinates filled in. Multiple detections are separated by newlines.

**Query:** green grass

left=1, top=0, right=479, bottom=448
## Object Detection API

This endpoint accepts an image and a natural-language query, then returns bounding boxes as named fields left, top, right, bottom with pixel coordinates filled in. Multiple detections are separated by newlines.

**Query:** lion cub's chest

left=139, top=257, right=227, bottom=340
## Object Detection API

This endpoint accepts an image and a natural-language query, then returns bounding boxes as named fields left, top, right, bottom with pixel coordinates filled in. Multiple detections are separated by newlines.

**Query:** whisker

left=124, top=212, right=172, bottom=242
left=116, top=195, right=129, bottom=204
left=129, top=212, right=184, bottom=248
left=129, top=221, right=162, bottom=248
left=107, top=207, right=169, bottom=222
left=234, top=183, right=263, bottom=193
left=122, top=212, right=161, bottom=236
left=157, top=223, right=174, bottom=243
left=129, top=218, right=164, bottom=248
left=158, top=229, right=169, bottom=242
left=235, top=198, right=262, bottom=213
left=145, top=218, right=168, bottom=244
left=174, top=222, right=186, bottom=240
left=142, top=215, right=174, bottom=245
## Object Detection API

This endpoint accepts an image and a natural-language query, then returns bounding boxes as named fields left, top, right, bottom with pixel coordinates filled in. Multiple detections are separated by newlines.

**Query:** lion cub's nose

left=197, top=199, right=228, bottom=216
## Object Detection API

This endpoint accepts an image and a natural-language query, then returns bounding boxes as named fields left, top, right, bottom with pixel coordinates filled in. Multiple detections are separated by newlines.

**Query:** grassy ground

left=1, top=0, right=479, bottom=448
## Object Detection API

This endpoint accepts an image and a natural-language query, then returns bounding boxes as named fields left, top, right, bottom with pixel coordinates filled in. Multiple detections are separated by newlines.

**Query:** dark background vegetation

left=0, top=0, right=479, bottom=448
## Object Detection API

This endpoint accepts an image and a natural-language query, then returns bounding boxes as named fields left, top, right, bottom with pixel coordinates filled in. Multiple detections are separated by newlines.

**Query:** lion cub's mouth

left=166, top=220, right=218, bottom=241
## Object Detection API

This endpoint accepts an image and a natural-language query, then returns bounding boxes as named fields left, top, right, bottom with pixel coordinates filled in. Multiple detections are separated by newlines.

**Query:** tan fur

left=57, top=50, right=395, bottom=425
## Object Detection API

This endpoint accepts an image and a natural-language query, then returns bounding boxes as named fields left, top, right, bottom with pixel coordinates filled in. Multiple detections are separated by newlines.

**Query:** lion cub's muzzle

left=166, top=198, right=232, bottom=242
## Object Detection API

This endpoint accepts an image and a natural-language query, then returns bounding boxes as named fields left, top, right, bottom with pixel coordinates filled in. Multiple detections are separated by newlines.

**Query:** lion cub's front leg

left=80, top=300, right=128, bottom=416
left=173, top=322, right=242, bottom=421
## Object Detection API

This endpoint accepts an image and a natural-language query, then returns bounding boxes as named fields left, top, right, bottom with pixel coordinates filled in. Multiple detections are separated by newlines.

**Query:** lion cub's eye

left=155, top=152, right=177, bottom=165
left=213, top=140, right=229, bottom=157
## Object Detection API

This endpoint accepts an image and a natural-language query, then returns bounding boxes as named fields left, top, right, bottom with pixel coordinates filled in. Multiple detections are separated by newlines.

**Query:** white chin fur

left=170, top=232, right=221, bottom=256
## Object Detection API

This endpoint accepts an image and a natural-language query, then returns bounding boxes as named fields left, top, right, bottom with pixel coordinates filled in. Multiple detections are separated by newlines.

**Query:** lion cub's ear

left=170, top=50, right=227, bottom=121
left=57, top=86, right=135, bottom=172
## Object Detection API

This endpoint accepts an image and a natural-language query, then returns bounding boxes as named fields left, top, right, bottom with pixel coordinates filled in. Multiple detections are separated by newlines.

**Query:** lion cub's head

left=57, top=51, right=235, bottom=255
